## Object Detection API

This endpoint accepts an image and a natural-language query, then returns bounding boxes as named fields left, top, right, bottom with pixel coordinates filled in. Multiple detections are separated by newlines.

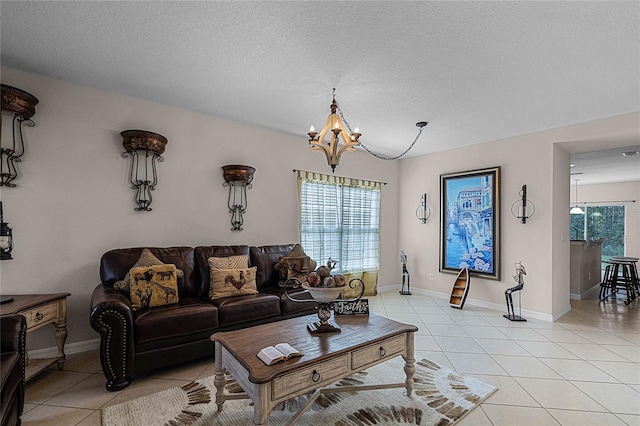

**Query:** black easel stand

left=399, top=267, right=411, bottom=295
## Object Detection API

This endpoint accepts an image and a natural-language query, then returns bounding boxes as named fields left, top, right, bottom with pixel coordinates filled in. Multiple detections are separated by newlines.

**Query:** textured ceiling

left=1, top=1, right=639, bottom=182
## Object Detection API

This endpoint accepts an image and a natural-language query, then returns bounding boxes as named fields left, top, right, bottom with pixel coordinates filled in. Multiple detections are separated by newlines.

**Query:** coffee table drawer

left=271, top=355, right=349, bottom=400
left=351, top=334, right=406, bottom=370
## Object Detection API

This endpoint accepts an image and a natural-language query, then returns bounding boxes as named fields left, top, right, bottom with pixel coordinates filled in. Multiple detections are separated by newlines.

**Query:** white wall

left=398, top=131, right=561, bottom=318
left=571, top=181, right=640, bottom=257
left=0, top=67, right=400, bottom=349
left=398, top=113, right=639, bottom=320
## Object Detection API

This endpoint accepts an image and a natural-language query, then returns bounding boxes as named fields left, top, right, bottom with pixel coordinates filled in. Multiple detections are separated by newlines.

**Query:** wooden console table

left=0, top=293, right=70, bottom=381
left=211, top=313, right=417, bottom=425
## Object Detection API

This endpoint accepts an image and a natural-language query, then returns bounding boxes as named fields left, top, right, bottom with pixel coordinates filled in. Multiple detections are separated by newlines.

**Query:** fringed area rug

left=102, top=359, right=496, bottom=425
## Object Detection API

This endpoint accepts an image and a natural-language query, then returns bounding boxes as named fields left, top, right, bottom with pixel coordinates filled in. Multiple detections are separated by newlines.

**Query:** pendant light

left=570, top=179, right=585, bottom=214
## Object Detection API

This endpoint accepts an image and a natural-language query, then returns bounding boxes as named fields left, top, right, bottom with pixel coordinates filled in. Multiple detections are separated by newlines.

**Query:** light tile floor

left=21, top=291, right=640, bottom=425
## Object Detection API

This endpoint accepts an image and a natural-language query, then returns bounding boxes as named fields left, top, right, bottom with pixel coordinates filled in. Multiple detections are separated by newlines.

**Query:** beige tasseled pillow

left=113, top=248, right=184, bottom=294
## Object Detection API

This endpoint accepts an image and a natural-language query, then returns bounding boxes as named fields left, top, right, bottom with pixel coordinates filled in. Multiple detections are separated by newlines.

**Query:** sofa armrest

left=1, top=314, right=26, bottom=381
left=89, top=284, right=135, bottom=391
left=1, top=315, right=26, bottom=354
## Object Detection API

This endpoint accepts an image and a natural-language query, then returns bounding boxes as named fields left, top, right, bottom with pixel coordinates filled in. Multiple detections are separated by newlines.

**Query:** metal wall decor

left=0, top=84, right=39, bottom=187
left=0, top=201, right=13, bottom=260
left=222, top=165, right=255, bottom=231
left=416, top=193, right=431, bottom=224
left=121, top=130, right=167, bottom=211
left=510, top=184, right=535, bottom=224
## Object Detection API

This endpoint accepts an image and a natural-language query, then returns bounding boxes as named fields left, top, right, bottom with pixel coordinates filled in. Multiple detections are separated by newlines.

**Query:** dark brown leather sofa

left=1, top=314, right=26, bottom=426
left=90, top=244, right=315, bottom=391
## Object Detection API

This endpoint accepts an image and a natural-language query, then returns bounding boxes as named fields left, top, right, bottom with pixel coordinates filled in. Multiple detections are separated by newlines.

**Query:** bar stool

left=602, top=258, right=639, bottom=304
left=599, top=264, right=613, bottom=301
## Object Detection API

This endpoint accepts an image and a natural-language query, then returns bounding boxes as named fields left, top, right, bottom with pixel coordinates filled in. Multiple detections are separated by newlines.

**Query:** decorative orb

left=323, top=276, right=336, bottom=288
left=307, top=271, right=319, bottom=287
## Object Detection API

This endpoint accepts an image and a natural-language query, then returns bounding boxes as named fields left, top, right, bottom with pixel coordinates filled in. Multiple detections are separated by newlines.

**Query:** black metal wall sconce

left=121, top=130, right=167, bottom=212
left=0, top=201, right=13, bottom=260
left=416, top=193, right=431, bottom=224
left=222, top=165, right=255, bottom=231
left=0, top=84, right=39, bottom=187
left=510, top=184, right=536, bottom=224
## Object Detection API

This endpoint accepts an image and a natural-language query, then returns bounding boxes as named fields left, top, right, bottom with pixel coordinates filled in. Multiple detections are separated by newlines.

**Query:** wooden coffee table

left=211, top=313, right=418, bottom=425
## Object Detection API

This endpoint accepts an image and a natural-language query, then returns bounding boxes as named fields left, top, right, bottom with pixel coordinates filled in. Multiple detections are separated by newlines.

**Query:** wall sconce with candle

left=510, top=184, right=536, bottom=224
left=0, top=201, right=13, bottom=260
left=0, top=84, right=39, bottom=187
left=416, top=193, right=431, bottom=224
left=121, top=130, right=167, bottom=211
left=222, top=165, right=255, bottom=231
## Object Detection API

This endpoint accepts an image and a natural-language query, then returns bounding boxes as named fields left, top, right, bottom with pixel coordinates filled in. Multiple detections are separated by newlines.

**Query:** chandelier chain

left=336, top=102, right=424, bottom=161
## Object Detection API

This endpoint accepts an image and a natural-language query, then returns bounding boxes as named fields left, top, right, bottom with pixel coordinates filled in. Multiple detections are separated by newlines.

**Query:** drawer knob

left=35, top=312, right=44, bottom=321
left=379, top=346, right=386, bottom=357
left=311, top=369, right=320, bottom=383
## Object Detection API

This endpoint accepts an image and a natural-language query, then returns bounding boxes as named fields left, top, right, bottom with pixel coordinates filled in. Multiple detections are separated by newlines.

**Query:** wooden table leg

left=54, top=320, right=68, bottom=369
left=253, top=385, right=269, bottom=425
left=403, top=331, right=415, bottom=397
left=214, top=343, right=225, bottom=412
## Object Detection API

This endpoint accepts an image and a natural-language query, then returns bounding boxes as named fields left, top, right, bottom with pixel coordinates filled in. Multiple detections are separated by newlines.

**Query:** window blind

left=297, top=171, right=381, bottom=275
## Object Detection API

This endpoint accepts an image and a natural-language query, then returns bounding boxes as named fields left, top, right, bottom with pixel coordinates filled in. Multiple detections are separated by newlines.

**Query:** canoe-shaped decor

left=449, top=267, right=470, bottom=309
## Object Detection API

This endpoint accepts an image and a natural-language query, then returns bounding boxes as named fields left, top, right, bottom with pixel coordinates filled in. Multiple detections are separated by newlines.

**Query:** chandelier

left=307, top=88, right=427, bottom=172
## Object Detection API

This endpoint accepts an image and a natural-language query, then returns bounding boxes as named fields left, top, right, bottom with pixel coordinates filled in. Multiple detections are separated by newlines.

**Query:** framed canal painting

left=440, top=166, right=501, bottom=280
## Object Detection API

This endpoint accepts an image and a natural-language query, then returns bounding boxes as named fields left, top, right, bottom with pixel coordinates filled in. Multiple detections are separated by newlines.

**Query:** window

left=297, top=171, right=381, bottom=275
left=570, top=205, right=625, bottom=263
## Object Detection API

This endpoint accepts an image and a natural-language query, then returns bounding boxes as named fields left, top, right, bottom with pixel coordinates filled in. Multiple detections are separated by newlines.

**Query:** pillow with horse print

left=129, top=264, right=179, bottom=310
left=209, top=267, right=258, bottom=300
left=113, top=248, right=184, bottom=295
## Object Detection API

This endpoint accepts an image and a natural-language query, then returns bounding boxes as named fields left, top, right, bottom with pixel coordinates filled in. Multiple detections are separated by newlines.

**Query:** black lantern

left=0, top=201, right=13, bottom=260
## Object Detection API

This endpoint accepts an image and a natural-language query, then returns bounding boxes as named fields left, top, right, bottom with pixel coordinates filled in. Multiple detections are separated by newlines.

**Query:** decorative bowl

left=302, top=283, right=343, bottom=303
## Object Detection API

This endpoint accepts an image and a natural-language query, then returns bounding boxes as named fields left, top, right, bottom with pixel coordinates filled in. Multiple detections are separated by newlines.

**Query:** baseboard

left=383, top=284, right=556, bottom=322
left=29, top=338, right=100, bottom=359
left=570, top=284, right=601, bottom=300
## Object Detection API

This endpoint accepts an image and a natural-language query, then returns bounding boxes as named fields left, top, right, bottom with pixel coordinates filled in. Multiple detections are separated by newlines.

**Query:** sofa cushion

left=211, top=293, right=281, bottom=326
left=209, top=267, right=258, bottom=299
left=133, top=298, right=219, bottom=344
left=207, top=255, right=249, bottom=298
left=101, top=247, right=194, bottom=296
left=113, top=249, right=184, bottom=294
left=194, top=246, right=250, bottom=299
left=250, top=244, right=295, bottom=290
left=130, top=264, right=179, bottom=310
